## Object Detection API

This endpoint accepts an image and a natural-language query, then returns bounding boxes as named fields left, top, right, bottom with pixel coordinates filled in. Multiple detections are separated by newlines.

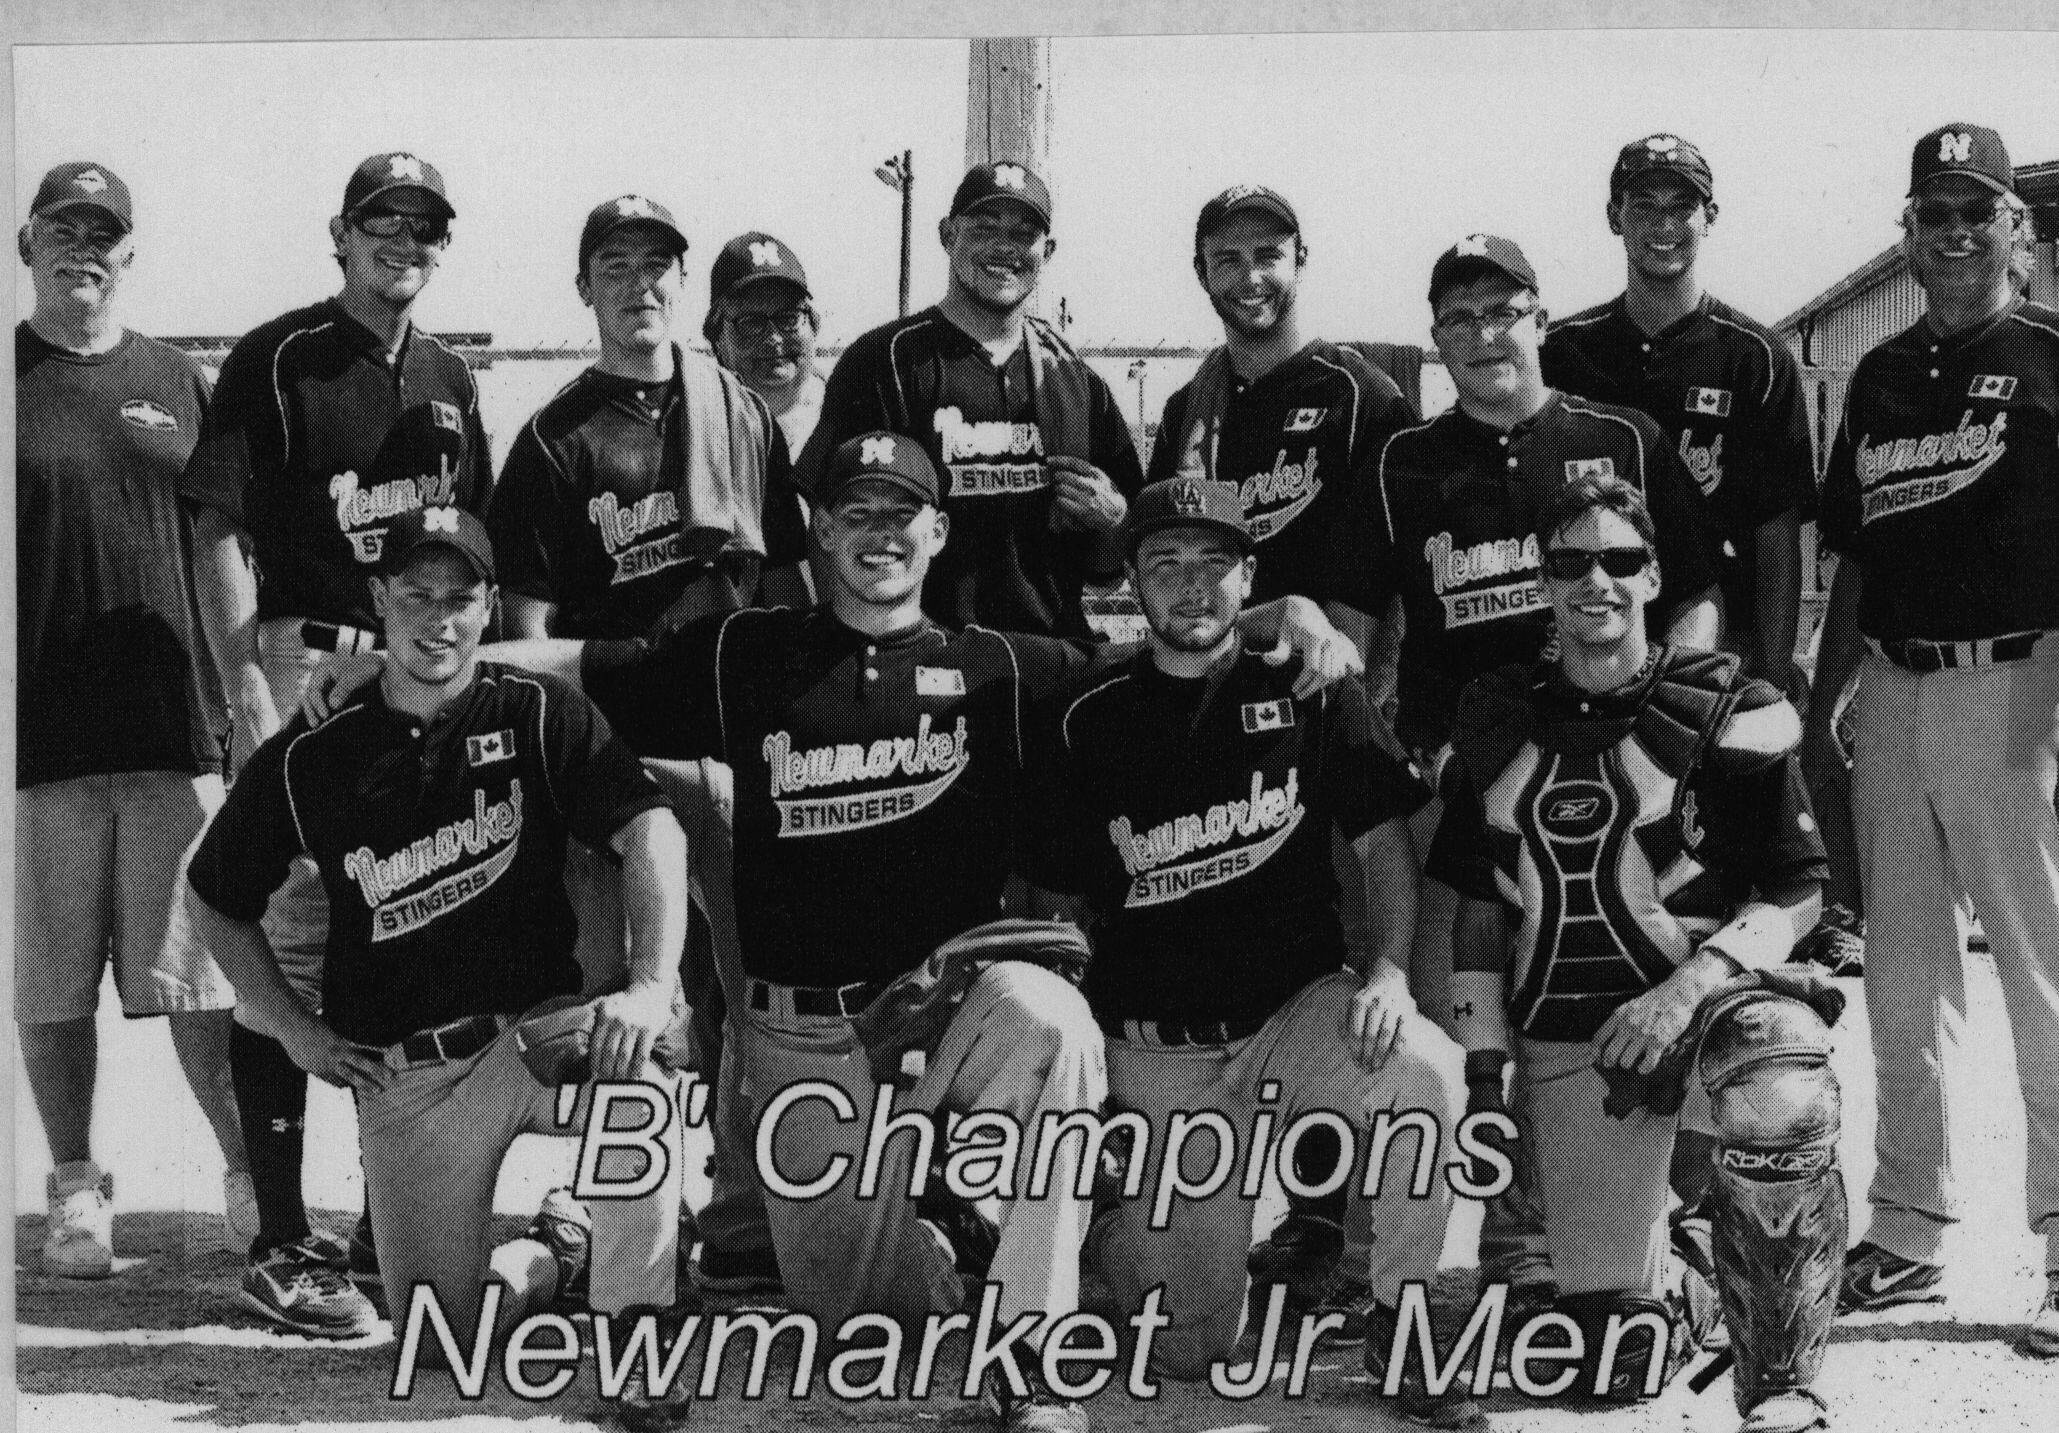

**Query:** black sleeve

left=1351, top=363, right=1420, bottom=464
left=578, top=615, right=728, bottom=761
left=1146, top=383, right=1192, bottom=486
left=1817, top=380, right=1862, bottom=556
left=1018, top=690, right=1099, bottom=897
left=794, top=335, right=897, bottom=497
left=487, top=422, right=567, bottom=603
left=178, top=335, right=279, bottom=529
left=459, top=367, right=496, bottom=515
left=758, top=415, right=809, bottom=568
left=536, top=678, right=675, bottom=852
left=1638, top=415, right=1724, bottom=611
left=1324, top=677, right=1432, bottom=839
left=1751, top=343, right=1820, bottom=525
left=1005, top=631, right=1125, bottom=706
left=1324, top=442, right=1402, bottom=618
left=1690, top=750, right=1830, bottom=898
left=186, top=728, right=306, bottom=921
left=1423, top=756, right=1501, bottom=902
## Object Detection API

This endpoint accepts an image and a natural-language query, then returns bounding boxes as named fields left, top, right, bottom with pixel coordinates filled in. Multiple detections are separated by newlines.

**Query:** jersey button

left=865, top=667, right=880, bottom=681
left=1498, top=435, right=1509, bottom=446
left=1507, top=457, right=1518, bottom=470
left=1930, top=369, right=1940, bottom=378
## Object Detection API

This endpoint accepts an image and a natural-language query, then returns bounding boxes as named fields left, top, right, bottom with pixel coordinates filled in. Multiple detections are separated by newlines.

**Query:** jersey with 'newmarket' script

left=1818, top=301, right=2059, bottom=642
left=1033, top=652, right=1427, bottom=1026
left=186, top=665, right=666, bottom=1046
left=1330, top=392, right=1723, bottom=751
left=582, top=606, right=1108, bottom=987
left=1148, top=339, right=1417, bottom=607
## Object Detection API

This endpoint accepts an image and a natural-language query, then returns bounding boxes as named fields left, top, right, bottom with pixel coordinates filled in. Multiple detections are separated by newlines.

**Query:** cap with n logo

left=816, top=431, right=941, bottom=508
left=710, top=231, right=812, bottom=304
left=1910, top=123, right=2013, bottom=196
left=343, top=151, right=455, bottom=219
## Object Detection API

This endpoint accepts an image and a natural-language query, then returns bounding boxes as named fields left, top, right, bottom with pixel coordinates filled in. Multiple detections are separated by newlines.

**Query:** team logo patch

left=467, top=730, right=515, bottom=766
left=1645, top=135, right=1680, bottom=156
left=429, top=400, right=462, bottom=433
left=1539, top=780, right=1614, bottom=840
left=119, top=399, right=178, bottom=432
left=1171, top=480, right=1207, bottom=515
left=1457, top=234, right=1491, bottom=256
left=423, top=506, right=460, bottom=533
left=992, top=164, right=1028, bottom=190
left=388, top=154, right=425, bottom=181
left=74, top=168, right=109, bottom=193
left=1113, top=767, right=1305, bottom=907
left=861, top=435, right=896, bottom=466
left=763, top=716, right=971, bottom=837
left=1283, top=407, right=1327, bottom=433
left=1938, top=131, right=1974, bottom=164
left=1565, top=458, right=1616, bottom=482
left=1241, top=699, right=1294, bottom=733
left=1969, top=374, right=2018, bottom=401
left=345, top=780, right=523, bottom=942
left=1685, top=387, right=1732, bottom=417
left=615, top=195, right=655, bottom=218
left=915, top=666, right=966, bottom=697
left=749, top=240, right=782, bottom=268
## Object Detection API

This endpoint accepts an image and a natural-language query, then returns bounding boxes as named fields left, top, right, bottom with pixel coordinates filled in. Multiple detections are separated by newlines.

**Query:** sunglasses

left=1542, top=546, right=1653, bottom=581
left=727, top=309, right=809, bottom=341
left=350, top=210, right=450, bottom=245
left=1911, top=199, right=2006, bottom=230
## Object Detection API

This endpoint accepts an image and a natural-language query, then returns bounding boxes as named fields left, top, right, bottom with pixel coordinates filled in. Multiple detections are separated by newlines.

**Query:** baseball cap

left=379, top=506, right=496, bottom=584
left=709, top=231, right=811, bottom=305
left=1909, top=123, right=2014, bottom=196
left=1195, top=183, right=1300, bottom=252
left=949, top=162, right=1052, bottom=228
left=817, top=432, right=941, bottom=508
left=1610, top=134, right=1714, bottom=201
left=1121, top=477, right=1253, bottom=556
left=343, top=152, right=455, bottom=219
left=31, top=162, right=133, bottom=235
left=1429, top=234, right=1540, bottom=308
left=579, top=194, right=689, bottom=272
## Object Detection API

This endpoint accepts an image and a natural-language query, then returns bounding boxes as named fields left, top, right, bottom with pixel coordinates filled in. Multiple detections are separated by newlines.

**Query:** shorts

left=16, top=770, right=235, bottom=1022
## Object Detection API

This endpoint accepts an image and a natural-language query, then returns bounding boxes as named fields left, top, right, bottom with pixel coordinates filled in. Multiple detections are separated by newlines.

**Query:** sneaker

left=1362, top=1302, right=1489, bottom=1430
left=1739, top=1387, right=1831, bottom=1433
left=1246, top=1213, right=1344, bottom=1315
left=2021, top=1284, right=2059, bottom=1358
left=607, top=1303, right=696, bottom=1431
left=526, top=1188, right=592, bottom=1307
left=983, top=1372, right=1089, bottom=1433
left=236, top=1239, right=380, bottom=1338
left=690, top=1241, right=784, bottom=1296
left=224, top=1171, right=261, bottom=1251
left=1837, top=1240, right=1944, bottom=1312
left=43, top=1162, right=115, bottom=1279
left=1793, top=904, right=1865, bottom=977
left=300, top=1223, right=353, bottom=1269
left=347, top=1213, right=380, bottom=1287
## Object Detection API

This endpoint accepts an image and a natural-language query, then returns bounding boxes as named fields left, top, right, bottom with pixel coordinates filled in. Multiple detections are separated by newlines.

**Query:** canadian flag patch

left=466, top=730, right=515, bottom=766
left=1283, top=407, right=1327, bottom=433
left=1241, top=698, right=1294, bottom=733
left=915, top=666, right=966, bottom=697
left=1684, top=387, right=1732, bottom=417
left=1969, top=374, right=2018, bottom=401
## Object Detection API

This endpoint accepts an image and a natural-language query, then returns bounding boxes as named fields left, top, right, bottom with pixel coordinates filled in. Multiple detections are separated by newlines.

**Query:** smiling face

left=940, top=200, right=1052, bottom=316
left=21, top=210, right=133, bottom=319
left=810, top=480, right=949, bottom=616
left=1196, top=210, right=1302, bottom=342
left=713, top=278, right=815, bottom=398
left=1433, top=273, right=1546, bottom=416
left=1611, top=174, right=1715, bottom=285
left=579, top=223, right=686, bottom=360
left=1130, top=525, right=1255, bottom=657
left=330, top=192, right=447, bottom=312
left=1903, top=173, right=2016, bottom=314
left=1539, top=506, right=1660, bottom=656
left=373, top=547, right=493, bottom=694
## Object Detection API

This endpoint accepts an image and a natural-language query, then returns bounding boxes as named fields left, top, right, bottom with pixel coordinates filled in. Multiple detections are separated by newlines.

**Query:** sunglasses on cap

left=1910, top=198, right=2008, bottom=230
left=1542, top=546, right=1653, bottom=581
left=350, top=209, right=450, bottom=245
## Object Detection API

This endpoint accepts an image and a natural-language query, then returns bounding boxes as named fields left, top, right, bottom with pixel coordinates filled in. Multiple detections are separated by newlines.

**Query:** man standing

left=16, top=160, right=249, bottom=1278
left=187, top=506, right=689, bottom=1357
left=182, top=151, right=492, bottom=1335
left=705, top=230, right=826, bottom=458
left=798, top=162, right=1144, bottom=641
left=1029, top=477, right=1474, bottom=1427
left=1437, top=476, right=1837, bottom=1432
left=1809, top=122, right=2059, bottom=1357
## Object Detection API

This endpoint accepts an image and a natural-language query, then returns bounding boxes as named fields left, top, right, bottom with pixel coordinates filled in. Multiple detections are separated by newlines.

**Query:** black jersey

left=179, top=298, right=493, bottom=631
left=1035, top=650, right=1427, bottom=1026
left=1148, top=340, right=1418, bottom=607
left=798, top=308, right=1145, bottom=640
left=187, top=665, right=667, bottom=1046
left=1818, top=301, right=2059, bottom=642
left=1331, top=392, right=1723, bottom=752
left=487, top=364, right=808, bottom=639
left=1544, top=295, right=1817, bottom=635
left=16, top=324, right=225, bottom=786
left=582, top=606, right=1104, bottom=988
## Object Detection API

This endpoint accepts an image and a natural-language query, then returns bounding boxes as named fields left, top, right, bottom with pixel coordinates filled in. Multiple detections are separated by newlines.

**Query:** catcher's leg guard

left=1698, top=990, right=1845, bottom=1418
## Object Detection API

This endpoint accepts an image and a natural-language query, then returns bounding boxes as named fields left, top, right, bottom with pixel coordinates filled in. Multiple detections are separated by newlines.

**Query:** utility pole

left=873, top=151, right=913, bottom=317
left=966, top=38, right=1052, bottom=316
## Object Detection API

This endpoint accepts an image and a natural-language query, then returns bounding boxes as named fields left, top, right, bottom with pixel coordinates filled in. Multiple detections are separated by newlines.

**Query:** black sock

left=230, top=1022, right=311, bottom=1257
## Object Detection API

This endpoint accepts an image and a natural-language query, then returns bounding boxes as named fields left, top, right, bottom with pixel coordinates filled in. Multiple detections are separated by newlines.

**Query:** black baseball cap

left=1429, top=234, right=1540, bottom=308
left=579, top=194, right=689, bottom=271
left=343, top=152, right=454, bottom=219
left=949, top=162, right=1052, bottom=228
left=1610, top=134, right=1714, bottom=201
left=1195, top=183, right=1299, bottom=253
left=817, top=432, right=941, bottom=508
left=1910, top=123, right=2014, bottom=196
left=1121, top=477, right=1253, bottom=556
left=379, top=506, right=496, bottom=583
left=31, top=162, right=133, bottom=235
left=709, top=231, right=811, bottom=305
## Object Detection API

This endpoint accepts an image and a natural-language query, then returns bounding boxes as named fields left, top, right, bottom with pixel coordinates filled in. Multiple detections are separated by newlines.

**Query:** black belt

left=747, top=978, right=883, bottom=1019
left=301, top=620, right=385, bottom=654
left=1102, top=1014, right=1267, bottom=1047
left=389, top=1013, right=507, bottom=1069
left=1870, top=631, right=2042, bottom=673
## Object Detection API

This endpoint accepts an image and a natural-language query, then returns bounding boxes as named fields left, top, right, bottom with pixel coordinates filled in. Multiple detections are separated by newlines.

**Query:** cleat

left=43, top=1163, right=115, bottom=1279
left=348, top=1213, right=380, bottom=1287
left=2021, top=1284, right=2059, bottom=1358
left=224, top=1171, right=261, bottom=1252
left=984, top=1372, right=1089, bottom=1433
left=689, top=1241, right=784, bottom=1297
left=300, top=1223, right=353, bottom=1269
left=1246, top=1212, right=1344, bottom=1315
left=607, top=1304, right=695, bottom=1431
left=1739, top=1387, right=1831, bottom=1433
left=1837, top=1241, right=1943, bottom=1312
left=1363, top=1302, right=1489, bottom=1429
left=235, top=1239, right=379, bottom=1338
left=525, top=1188, right=592, bottom=1307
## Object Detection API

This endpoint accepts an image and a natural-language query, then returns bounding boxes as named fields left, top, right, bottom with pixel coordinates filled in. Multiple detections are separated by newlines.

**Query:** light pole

left=873, top=151, right=913, bottom=318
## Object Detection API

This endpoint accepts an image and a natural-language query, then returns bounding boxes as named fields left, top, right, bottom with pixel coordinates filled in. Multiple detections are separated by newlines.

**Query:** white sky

left=13, top=19, right=2059, bottom=357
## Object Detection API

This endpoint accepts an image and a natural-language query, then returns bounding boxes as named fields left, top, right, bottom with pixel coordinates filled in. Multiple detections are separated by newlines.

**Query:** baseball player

left=1809, top=123, right=2059, bottom=1357
left=182, top=151, right=492, bottom=1335
left=1436, top=475, right=1837, bottom=1431
left=185, top=506, right=689, bottom=1357
left=16, top=160, right=249, bottom=1277
left=795, top=161, right=1144, bottom=641
left=704, top=230, right=826, bottom=458
left=1026, top=477, right=1475, bottom=1426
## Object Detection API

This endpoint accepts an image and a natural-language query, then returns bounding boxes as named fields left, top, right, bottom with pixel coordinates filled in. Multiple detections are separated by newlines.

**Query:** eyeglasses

left=1911, top=198, right=2007, bottom=230
left=350, top=210, right=450, bottom=245
left=1431, top=302, right=1538, bottom=338
left=1542, top=546, right=1653, bottom=581
left=727, top=309, right=810, bottom=341
left=37, top=216, right=124, bottom=250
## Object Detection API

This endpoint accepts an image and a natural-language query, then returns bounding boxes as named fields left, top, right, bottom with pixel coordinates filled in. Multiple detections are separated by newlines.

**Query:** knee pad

left=1552, top=1290, right=1688, bottom=1401
left=1698, top=991, right=1840, bottom=1155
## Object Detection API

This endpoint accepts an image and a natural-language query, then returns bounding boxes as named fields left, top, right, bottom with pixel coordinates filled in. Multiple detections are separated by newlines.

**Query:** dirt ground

left=15, top=952, right=2059, bottom=1432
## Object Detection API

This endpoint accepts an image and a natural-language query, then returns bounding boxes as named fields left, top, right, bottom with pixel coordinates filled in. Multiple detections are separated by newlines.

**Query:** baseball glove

left=512, top=993, right=700, bottom=1086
